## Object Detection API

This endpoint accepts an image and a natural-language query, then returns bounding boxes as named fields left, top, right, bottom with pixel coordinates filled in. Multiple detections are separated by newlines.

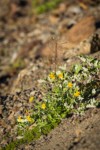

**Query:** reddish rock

left=66, top=16, right=95, bottom=44
left=36, top=16, right=96, bottom=60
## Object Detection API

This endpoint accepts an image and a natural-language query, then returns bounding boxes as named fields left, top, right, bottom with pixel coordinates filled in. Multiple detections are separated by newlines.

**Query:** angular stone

left=66, top=16, right=96, bottom=44
left=36, top=16, right=95, bottom=60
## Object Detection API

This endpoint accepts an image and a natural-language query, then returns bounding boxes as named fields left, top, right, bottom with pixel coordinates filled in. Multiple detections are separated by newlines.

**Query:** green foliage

left=32, top=0, right=64, bottom=14
left=3, top=56, right=100, bottom=150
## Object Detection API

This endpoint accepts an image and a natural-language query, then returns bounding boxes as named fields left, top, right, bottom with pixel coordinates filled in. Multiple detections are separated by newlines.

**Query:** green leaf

left=73, top=64, right=82, bottom=74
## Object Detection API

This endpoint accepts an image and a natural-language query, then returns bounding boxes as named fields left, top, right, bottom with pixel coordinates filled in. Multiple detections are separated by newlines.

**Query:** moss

left=31, top=126, right=41, bottom=139
left=32, top=0, right=64, bottom=14
left=2, top=141, right=18, bottom=150
left=2, top=126, right=41, bottom=150
left=41, top=124, right=52, bottom=135
left=3, top=122, right=59, bottom=149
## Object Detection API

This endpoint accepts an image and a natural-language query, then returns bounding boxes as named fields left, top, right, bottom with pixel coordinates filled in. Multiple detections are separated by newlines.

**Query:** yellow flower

left=17, top=116, right=27, bottom=123
left=74, top=91, right=80, bottom=97
left=29, top=96, right=34, bottom=103
left=58, top=73, right=63, bottom=79
left=17, top=116, right=22, bottom=122
left=41, top=103, right=46, bottom=109
left=26, top=116, right=33, bottom=122
left=49, top=72, right=55, bottom=80
left=68, top=82, right=73, bottom=88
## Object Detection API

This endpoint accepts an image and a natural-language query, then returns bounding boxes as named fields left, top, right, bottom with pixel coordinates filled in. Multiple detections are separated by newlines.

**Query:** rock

left=35, top=16, right=96, bottom=60
left=49, top=15, right=59, bottom=24
left=66, top=16, right=96, bottom=44
left=8, top=112, right=15, bottom=121
left=10, top=3, right=20, bottom=18
left=90, top=33, right=100, bottom=53
left=58, top=3, right=66, bottom=13
left=0, top=120, right=8, bottom=128
left=0, top=139, right=8, bottom=146
left=67, top=5, right=82, bottom=14
left=63, top=40, right=91, bottom=59
left=10, top=69, right=29, bottom=93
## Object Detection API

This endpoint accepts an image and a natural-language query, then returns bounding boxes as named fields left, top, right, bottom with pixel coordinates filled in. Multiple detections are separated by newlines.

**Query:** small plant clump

left=3, top=56, right=100, bottom=150
left=32, top=0, right=64, bottom=14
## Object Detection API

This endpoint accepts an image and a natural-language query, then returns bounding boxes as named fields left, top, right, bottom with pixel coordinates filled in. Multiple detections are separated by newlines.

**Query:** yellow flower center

left=68, top=82, right=73, bottom=88
left=41, top=103, right=46, bottom=109
left=17, top=116, right=27, bottom=123
left=17, top=116, right=22, bottom=122
left=58, top=73, right=63, bottom=79
left=49, top=73, right=55, bottom=80
left=74, top=91, right=80, bottom=97
left=29, top=96, right=34, bottom=103
left=26, top=116, right=33, bottom=122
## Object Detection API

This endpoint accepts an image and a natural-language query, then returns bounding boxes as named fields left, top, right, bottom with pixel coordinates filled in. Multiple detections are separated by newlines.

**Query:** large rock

left=36, top=16, right=96, bottom=60
left=65, top=16, right=95, bottom=44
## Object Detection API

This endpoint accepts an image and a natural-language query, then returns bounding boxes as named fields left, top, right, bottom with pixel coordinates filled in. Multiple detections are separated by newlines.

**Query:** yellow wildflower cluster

left=57, top=72, right=63, bottom=79
left=29, top=96, right=34, bottom=103
left=26, top=115, right=33, bottom=122
left=74, top=91, right=80, bottom=97
left=49, top=72, right=55, bottom=80
left=17, top=116, right=27, bottom=123
left=41, top=103, right=46, bottom=109
left=49, top=71, right=64, bottom=80
left=17, top=115, right=33, bottom=123
left=68, top=82, right=73, bottom=88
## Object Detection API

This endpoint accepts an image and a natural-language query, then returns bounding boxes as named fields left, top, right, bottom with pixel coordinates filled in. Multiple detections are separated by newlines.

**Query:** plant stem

left=54, top=40, right=58, bottom=74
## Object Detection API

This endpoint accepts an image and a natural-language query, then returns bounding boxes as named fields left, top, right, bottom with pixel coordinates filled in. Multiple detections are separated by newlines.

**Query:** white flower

left=86, top=98, right=96, bottom=108
left=56, top=71, right=62, bottom=75
left=78, top=96, right=84, bottom=101
left=59, top=64, right=66, bottom=70
left=79, top=56, right=86, bottom=62
left=64, top=102, right=67, bottom=107
left=16, top=136, right=24, bottom=139
left=94, top=60, right=98, bottom=67
left=86, top=104, right=96, bottom=108
left=92, top=89, right=96, bottom=95
left=82, top=67, right=88, bottom=72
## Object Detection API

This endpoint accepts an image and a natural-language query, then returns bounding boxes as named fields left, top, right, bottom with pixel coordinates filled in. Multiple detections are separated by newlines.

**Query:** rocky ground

left=0, top=0, right=100, bottom=149
left=25, top=108, right=100, bottom=150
